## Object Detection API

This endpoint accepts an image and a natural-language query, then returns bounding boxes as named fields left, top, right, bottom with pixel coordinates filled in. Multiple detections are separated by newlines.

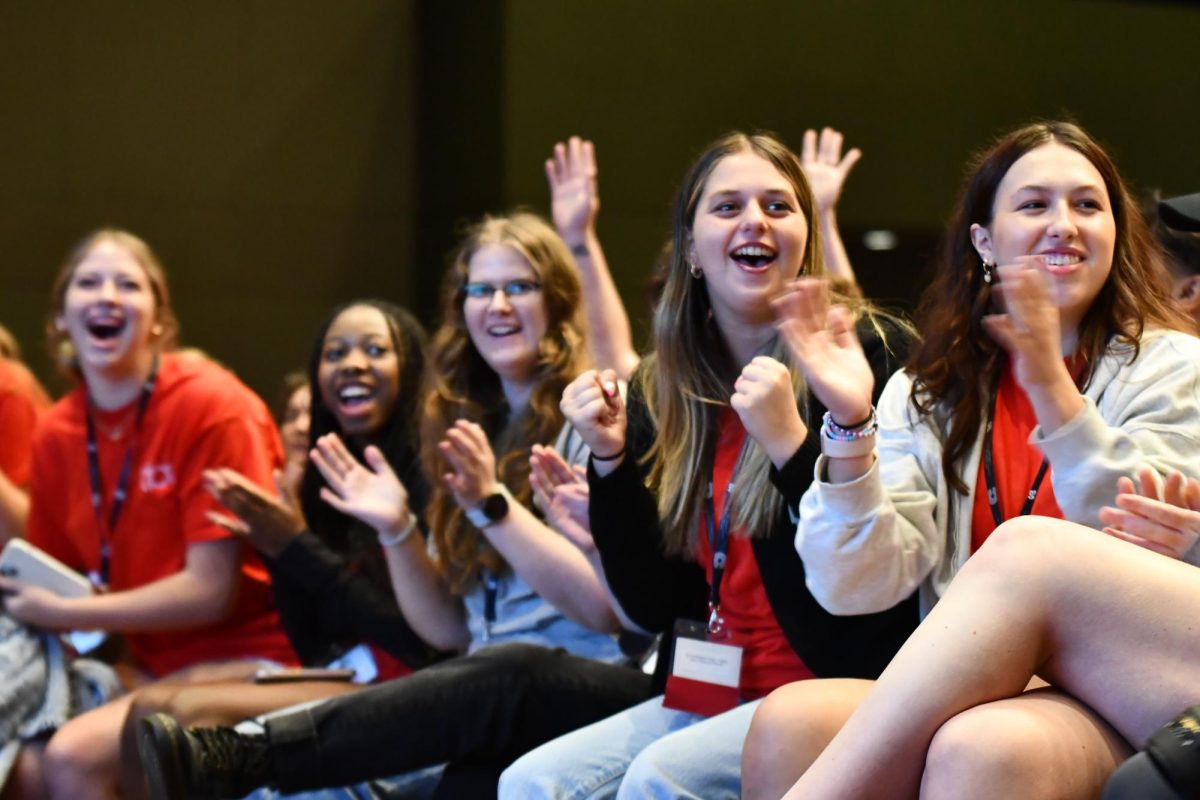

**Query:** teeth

left=339, top=386, right=371, bottom=400
left=488, top=326, right=519, bottom=336
left=1042, top=253, right=1082, bottom=266
left=732, top=245, right=775, bottom=257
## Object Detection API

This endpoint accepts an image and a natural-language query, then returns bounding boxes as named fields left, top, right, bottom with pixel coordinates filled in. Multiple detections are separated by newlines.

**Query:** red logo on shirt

left=140, top=463, right=176, bottom=493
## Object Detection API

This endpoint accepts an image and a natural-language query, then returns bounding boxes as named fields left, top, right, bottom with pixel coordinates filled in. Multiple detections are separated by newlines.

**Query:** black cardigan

left=266, top=530, right=441, bottom=670
left=588, top=319, right=920, bottom=690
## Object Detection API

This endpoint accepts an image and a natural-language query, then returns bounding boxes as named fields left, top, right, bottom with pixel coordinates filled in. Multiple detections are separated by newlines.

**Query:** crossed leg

left=744, top=517, right=1200, bottom=799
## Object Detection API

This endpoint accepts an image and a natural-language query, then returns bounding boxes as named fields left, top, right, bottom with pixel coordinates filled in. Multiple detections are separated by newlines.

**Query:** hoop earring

left=689, top=262, right=703, bottom=279
left=981, top=258, right=994, bottom=285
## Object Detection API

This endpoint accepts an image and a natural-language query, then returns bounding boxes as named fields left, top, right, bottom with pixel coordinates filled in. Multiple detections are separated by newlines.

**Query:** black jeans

left=267, top=643, right=653, bottom=798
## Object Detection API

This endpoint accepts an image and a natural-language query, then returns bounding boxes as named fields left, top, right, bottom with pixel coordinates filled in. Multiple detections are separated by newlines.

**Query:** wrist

left=829, top=406, right=873, bottom=429
left=763, top=425, right=807, bottom=470
left=566, top=229, right=598, bottom=258
left=380, top=507, right=414, bottom=539
left=463, top=484, right=514, bottom=529
left=378, top=511, right=418, bottom=548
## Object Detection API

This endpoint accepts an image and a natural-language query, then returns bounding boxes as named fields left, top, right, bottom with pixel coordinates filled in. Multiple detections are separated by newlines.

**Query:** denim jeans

left=242, top=765, right=443, bottom=799
left=264, top=643, right=652, bottom=798
left=497, top=694, right=761, bottom=800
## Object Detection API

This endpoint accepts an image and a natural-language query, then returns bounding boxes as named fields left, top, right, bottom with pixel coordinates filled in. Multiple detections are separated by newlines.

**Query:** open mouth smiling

left=1039, top=251, right=1085, bottom=275
left=84, top=314, right=127, bottom=343
left=486, top=323, right=522, bottom=338
left=730, top=244, right=778, bottom=270
left=337, top=383, right=376, bottom=410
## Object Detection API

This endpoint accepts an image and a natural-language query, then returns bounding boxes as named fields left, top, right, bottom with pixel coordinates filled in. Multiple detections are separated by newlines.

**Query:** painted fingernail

left=603, top=381, right=617, bottom=396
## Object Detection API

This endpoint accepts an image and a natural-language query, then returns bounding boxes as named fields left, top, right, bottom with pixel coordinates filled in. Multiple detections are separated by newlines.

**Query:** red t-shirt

left=0, top=358, right=51, bottom=485
left=27, top=353, right=298, bottom=676
left=693, top=409, right=814, bottom=700
left=970, top=361, right=1065, bottom=552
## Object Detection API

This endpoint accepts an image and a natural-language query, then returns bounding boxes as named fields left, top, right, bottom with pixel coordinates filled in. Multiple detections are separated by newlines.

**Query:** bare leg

left=119, top=679, right=360, bottom=800
left=785, top=517, right=1200, bottom=800
left=41, top=694, right=134, bottom=800
left=921, top=689, right=1130, bottom=800
left=40, top=660, right=284, bottom=800
left=1, top=742, right=48, bottom=800
left=741, top=679, right=873, bottom=800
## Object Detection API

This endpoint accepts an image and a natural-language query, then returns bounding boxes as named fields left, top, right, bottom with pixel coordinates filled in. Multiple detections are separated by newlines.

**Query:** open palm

left=311, top=434, right=411, bottom=535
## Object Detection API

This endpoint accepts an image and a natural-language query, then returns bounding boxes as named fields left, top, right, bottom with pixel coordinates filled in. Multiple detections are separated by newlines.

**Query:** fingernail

left=603, top=381, right=616, bottom=396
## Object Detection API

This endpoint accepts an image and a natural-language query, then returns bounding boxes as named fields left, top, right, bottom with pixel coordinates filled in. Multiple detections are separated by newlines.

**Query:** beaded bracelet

left=821, top=408, right=878, bottom=440
left=820, top=408, right=878, bottom=459
left=378, top=514, right=418, bottom=547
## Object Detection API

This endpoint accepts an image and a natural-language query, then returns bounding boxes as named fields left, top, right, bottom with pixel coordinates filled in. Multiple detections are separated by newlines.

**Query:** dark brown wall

left=503, top=0, right=1200, bottom=327
left=1, top=0, right=1197, bottom=401
left=0, top=1, right=419, bottom=398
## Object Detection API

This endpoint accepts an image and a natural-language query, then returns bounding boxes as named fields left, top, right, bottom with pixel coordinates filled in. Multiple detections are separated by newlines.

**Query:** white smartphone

left=0, top=539, right=93, bottom=598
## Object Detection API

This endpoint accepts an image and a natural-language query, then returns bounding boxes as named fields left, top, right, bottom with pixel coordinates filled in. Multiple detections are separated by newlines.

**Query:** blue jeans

left=242, top=766, right=444, bottom=799
left=497, top=695, right=761, bottom=799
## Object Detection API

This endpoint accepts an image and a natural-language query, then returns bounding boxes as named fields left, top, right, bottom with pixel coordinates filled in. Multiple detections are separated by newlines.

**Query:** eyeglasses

left=461, top=279, right=543, bottom=301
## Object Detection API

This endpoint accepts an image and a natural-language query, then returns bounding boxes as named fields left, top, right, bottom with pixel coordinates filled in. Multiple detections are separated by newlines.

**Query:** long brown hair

left=421, top=213, right=587, bottom=593
left=643, top=131, right=885, bottom=555
left=46, top=229, right=180, bottom=377
left=908, top=120, right=1193, bottom=496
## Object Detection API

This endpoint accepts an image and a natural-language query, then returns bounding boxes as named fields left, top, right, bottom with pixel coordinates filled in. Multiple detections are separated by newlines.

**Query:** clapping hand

left=1100, top=468, right=1200, bottom=559
left=982, top=259, right=1069, bottom=392
left=309, top=434, right=414, bottom=539
left=773, top=279, right=874, bottom=426
left=530, top=444, right=594, bottom=552
left=204, top=468, right=306, bottom=558
left=438, top=420, right=501, bottom=511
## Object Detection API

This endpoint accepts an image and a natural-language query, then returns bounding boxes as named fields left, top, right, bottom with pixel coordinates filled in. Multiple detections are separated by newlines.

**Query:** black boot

left=1103, top=705, right=1200, bottom=800
left=138, top=713, right=274, bottom=800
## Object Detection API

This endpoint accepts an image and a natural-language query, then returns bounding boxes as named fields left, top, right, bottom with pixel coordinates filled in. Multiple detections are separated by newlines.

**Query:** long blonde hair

left=644, top=132, right=881, bottom=555
left=421, top=213, right=588, bottom=593
left=646, top=133, right=809, bottom=554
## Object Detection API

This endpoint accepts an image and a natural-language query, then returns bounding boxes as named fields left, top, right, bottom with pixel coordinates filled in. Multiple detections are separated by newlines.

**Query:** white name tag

left=671, top=635, right=742, bottom=688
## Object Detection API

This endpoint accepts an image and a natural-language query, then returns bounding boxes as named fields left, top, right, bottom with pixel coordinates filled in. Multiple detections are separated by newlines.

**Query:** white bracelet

left=377, top=514, right=418, bottom=547
left=820, top=431, right=877, bottom=459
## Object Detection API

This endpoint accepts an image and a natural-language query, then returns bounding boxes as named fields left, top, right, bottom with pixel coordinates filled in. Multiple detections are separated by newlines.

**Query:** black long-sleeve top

left=588, top=319, right=921, bottom=691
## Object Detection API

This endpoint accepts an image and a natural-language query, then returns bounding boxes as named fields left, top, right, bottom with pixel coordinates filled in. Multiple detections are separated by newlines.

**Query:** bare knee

left=742, top=680, right=868, bottom=800
left=42, top=721, right=114, bottom=799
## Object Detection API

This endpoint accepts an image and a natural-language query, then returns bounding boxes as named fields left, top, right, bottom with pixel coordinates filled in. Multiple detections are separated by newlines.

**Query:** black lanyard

left=982, top=390, right=1049, bottom=528
left=703, top=479, right=734, bottom=635
left=481, top=570, right=500, bottom=641
left=84, top=360, right=159, bottom=589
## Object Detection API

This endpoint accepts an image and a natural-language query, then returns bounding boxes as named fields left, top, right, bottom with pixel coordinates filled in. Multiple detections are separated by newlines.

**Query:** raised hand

left=310, top=433, right=413, bottom=538
left=731, top=356, right=809, bottom=468
left=982, top=260, right=1070, bottom=390
left=802, top=128, right=862, bottom=216
left=982, top=259, right=1085, bottom=434
left=203, top=467, right=306, bottom=558
left=772, top=279, right=873, bottom=426
left=438, top=420, right=500, bottom=510
left=530, top=444, right=594, bottom=552
left=546, top=136, right=599, bottom=245
left=559, top=369, right=626, bottom=466
left=1100, top=468, right=1200, bottom=559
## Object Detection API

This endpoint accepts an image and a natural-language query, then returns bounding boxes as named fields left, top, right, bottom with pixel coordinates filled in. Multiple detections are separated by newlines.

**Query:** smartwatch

left=464, top=485, right=514, bottom=528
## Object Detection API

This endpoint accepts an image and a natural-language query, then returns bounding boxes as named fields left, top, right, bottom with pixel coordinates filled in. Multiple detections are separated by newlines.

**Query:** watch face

left=481, top=491, right=509, bottom=522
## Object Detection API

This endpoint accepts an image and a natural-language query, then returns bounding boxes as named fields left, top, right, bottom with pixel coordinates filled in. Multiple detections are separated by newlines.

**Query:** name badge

left=662, top=619, right=742, bottom=717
